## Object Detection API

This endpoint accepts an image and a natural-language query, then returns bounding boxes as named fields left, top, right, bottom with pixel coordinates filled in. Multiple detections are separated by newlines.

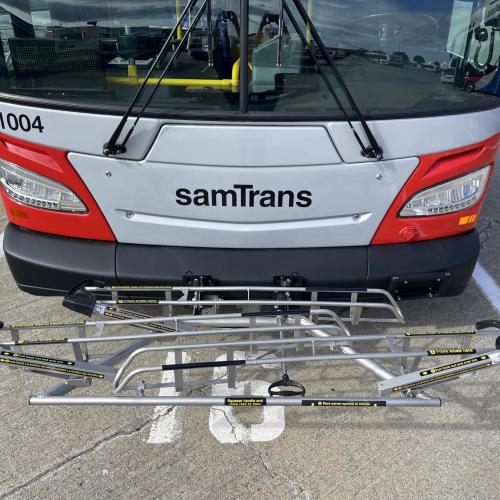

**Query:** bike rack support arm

left=30, top=396, right=442, bottom=408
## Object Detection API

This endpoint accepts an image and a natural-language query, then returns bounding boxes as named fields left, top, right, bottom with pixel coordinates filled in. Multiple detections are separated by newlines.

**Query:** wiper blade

left=103, top=0, right=202, bottom=156
left=104, top=0, right=383, bottom=162
left=286, top=0, right=384, bottom=161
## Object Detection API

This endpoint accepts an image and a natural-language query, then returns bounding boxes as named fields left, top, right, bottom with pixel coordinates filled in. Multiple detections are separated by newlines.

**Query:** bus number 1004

left=0, top=112, right=44, bottom=133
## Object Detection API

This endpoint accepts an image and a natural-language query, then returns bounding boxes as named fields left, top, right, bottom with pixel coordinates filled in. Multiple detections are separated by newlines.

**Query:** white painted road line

left=147, top=351, right=285, bottom=445
left=147, top=352, right=191, bottom=444
left=473, top=263, right=500, bottom=314
left=0, top=231, right=4, bottom=259
left=209, top=352, right=285, bottom=444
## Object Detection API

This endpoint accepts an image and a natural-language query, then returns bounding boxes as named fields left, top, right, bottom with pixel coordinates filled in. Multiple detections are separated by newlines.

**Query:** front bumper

left=3, top=223, right=480, bottom=297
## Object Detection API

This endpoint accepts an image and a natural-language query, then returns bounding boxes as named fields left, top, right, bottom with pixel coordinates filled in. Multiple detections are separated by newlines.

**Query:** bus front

left=0, top=0, right=498, bottom=298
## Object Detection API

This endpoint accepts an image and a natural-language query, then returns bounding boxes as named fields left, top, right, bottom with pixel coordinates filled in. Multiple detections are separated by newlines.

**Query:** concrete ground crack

left=483, top=215, right=500, bottom=226
left=1, top=410, right=172, bottom=499
left=209, top=404, right=308, bottom=498
left=478, top=217, right=500, bottom=249
left=212, top=406, right=239, bottom=441
left=245, top=442, right=310, bottom=500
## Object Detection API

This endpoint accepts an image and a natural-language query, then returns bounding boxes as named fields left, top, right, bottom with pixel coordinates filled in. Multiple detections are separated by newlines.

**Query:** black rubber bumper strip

left=3, top=223, right=480, bottom=298
left=3, top=224, right=118, bottom=295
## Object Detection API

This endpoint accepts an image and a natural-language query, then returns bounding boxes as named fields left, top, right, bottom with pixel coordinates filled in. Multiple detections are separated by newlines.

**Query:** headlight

left=400, top=165, right=491, bottom=217
left=0, top=159, right=87, bottom=213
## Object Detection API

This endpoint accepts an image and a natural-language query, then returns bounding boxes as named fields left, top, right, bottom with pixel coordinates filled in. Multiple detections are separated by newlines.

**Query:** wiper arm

left=104, top=0, right=383, bottom=161
left=103, top=0, right=202, bottom=156
left=286, top=0, right=383, bottom=161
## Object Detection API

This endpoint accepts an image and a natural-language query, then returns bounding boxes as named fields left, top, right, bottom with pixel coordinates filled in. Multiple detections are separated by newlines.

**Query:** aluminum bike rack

left=1, top=283, right=499, bottom=409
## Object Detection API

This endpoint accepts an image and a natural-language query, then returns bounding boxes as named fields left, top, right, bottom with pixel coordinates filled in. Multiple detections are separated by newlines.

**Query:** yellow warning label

left=392, top=363, right=492, bottom=392
left=225, top=398, right=266, bottom=406
left=405, top=329, right=476, bottom=337
left=420, top=355, right=489, bottom=376
left=117, top=299, right=160, bottom=304
left=104, top=311, right=128, bottom=320
left=0, top=358, right=104, bottom=378
left=15, top=337, right=68, bottom=345
left=1, top=351, right=74, bottom=366
left=103, top=312, right=175, bottom=333
left=427, top=349, right=477, bottom=356
left=111, top=285, right=172, bottom=289
left=303, top=400, right=386, bottom=407
left=10, top=321, right=85, bottom=329
left=106, top=306, right=147, bottom=317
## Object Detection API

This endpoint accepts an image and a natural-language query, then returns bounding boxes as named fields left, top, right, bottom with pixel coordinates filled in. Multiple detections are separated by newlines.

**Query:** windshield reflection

left=0, top=0, right=497, bottom=114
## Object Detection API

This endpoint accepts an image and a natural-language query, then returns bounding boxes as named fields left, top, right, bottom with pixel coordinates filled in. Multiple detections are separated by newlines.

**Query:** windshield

left=0, top=0, right=498, bottom=117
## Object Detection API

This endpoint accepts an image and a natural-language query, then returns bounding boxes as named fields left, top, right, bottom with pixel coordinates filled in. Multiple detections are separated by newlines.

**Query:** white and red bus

left=0, top=0, right=498, bottom=298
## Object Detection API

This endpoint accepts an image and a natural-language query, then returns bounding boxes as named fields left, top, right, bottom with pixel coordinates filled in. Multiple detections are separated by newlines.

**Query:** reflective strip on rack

left=0, top=349, right=115, bottom=380
left=378, top=351, right=500, bottom=395
left=101, top=306, right=179, bottom=333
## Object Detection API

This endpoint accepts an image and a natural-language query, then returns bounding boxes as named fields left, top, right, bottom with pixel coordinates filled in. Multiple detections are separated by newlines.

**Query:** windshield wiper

left=104, top=0, right=383, bottom=162
left=285, top=0, right=383, bottom=161
left=103, top=0, right=203, bottom=156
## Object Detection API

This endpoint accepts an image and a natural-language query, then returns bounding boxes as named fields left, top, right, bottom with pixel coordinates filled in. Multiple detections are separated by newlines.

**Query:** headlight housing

left=400, top=165, right=491, bottom=217
left=0, top=159, right=87, bottom=213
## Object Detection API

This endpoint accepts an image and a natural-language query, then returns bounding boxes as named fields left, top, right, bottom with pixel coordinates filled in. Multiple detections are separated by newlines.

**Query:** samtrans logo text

left=176, top=184, right=312, bottom=208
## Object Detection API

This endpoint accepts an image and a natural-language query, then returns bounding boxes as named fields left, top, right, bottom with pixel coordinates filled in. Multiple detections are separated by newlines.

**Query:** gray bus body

left=0, top=0, right=498, bottom=297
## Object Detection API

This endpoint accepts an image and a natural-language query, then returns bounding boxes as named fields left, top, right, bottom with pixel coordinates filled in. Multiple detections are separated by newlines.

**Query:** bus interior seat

left=212, top=11, right=240, bottom=79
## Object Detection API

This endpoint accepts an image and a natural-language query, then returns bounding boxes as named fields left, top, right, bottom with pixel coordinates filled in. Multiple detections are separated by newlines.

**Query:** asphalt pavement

left=0, top=159, right=499, bottom=500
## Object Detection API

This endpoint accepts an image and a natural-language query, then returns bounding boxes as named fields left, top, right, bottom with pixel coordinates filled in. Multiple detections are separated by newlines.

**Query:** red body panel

left=372, top=133, right=500, bottom=245
left=0, top=133, right=115, bottom=241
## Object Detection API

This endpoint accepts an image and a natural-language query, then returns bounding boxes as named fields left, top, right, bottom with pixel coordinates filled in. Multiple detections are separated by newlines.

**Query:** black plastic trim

left=3, top=224, right=118, bottom=295
left=3, top=223, right=480, bottom=297
left=115, top=242, right=367, bottom=288
left=367, top=230, right=479, bottom=296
